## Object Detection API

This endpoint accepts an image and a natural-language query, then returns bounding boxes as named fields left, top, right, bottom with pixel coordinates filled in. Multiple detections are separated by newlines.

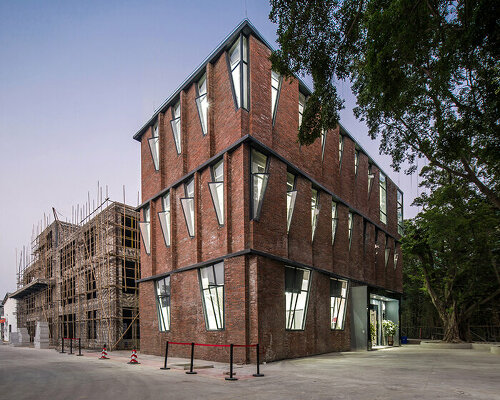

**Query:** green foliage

left=382, top=319, right=398, bottom=336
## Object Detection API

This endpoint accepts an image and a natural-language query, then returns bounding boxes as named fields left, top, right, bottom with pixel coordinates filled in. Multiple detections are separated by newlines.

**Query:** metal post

left=160, top=341, right=170, bottom=370
left=225, top=344, right=237, bottom=381
left=60, top=337, right=65, bottom=354
left=185, top=342, right=197, bottom=374
left=77, top=338, right=83, bottom=356
left=68, top=338, right=73, bottom=355
left=253, top=343, right=264, bottom=377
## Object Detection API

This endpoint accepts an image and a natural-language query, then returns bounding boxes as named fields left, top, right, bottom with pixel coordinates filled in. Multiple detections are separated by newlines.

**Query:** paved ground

left=1, top=344, right=499, bottom=400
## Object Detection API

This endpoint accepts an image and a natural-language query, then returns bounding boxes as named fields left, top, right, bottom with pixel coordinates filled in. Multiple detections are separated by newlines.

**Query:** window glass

left=298, top=92, right=306, bottom=127
left=348, top=212, right=353, bottom=250
left=330, top=278, right=348, bottom=330
left=394, top=243, right=399, bottom=269
left=385, top=235, right=390, bottom=267
left=171, top=101, right=182, bottom=154
left=200, top=263, right=224, bottom=330
left=380, top=173, right=387, bottom=224
left=181, top=178, right=195, bottom=237
left=311, top=189, right=320, bottom=241
left=355, top=150, right=359, bottom=175
left=332, top=201, right=338, bottom=244
left=271, top=70, right=281, bottom=121
left=159, top=192, right=171, bottom=246
left=139, top=205, right=151, bottom=254
left=209, top=160, right=224, bottom=225
left=397, top=190, right=404, bottom=235
left=251, top=149, right=269, bottom=219
left=155, top=276, right=171, bottom=331
left=228, top=35, right=248, bottom=109
left=286, top=172, right=297, bottom=233
left=285, top=266, right=311, bottom=330
left=339, top=135, right=344, bottom=167
left=321, top=129, right=326, bottom=161
left=368, top=164, right=374, bottom=193
left=196, top=73, right=208, bottom=135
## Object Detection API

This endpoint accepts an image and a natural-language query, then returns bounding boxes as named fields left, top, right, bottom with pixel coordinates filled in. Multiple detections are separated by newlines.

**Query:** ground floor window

left=330, top=278, right=349, bottom=330
left=199, top=262, right=224, bottom=330
left=285, top=266, right=311, bottom=330
left=87, top=310, right=97, bottom=340
left=155, top=276, right=171, bottom=332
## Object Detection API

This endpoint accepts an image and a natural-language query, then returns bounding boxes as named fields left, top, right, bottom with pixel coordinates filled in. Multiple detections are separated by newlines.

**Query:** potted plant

left=382, top=320, right=398, bottom=346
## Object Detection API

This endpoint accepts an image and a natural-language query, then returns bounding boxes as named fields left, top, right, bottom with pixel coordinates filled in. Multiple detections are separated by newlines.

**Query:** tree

left=402, top=167, right=500, bottom=342
left=270, top=0, right=500, bottom=209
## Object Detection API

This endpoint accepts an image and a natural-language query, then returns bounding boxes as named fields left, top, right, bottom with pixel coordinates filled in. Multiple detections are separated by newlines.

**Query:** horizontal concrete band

left=136, top=247, right=402, bottom=297
left=137, top=134, right=400, bottom=242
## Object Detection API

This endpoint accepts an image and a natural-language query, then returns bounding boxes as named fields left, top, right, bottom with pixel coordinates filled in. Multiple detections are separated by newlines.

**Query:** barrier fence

left=161, top=341, right=264, bottom=380
left=60, top=337, right=83, bottom=356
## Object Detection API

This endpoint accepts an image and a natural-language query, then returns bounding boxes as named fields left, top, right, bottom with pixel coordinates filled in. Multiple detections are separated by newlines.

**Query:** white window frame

left=139, top=205, right=151, bottom=255
left=170, top=101, right=182, bottom=155
left=271, top=70, right=282, bottom=124
left=311, top=188, right=320, bottom=241
left=148, top=120, right=160, bottom=171
left=195, top=72, right=208, bottom=135
left=286, top=172, right=297, bottom=233
left=332, top=201, right=338, bottom=244
left=158, top=192, right=171, bottom=247
left=348, top=212, right=354, bottom=250
left=208, top=159, right=224, bottom=226
left=380, top=172, right=387, bottom=224
left=298, top=92, right=306, bottom=128
left=339, top=134, right=344, bottom=168
left=228, top=34, right=249, bottom=110
left=251, top=148, right=270, bottom=220
left=180, top=177, right=195, bottom=238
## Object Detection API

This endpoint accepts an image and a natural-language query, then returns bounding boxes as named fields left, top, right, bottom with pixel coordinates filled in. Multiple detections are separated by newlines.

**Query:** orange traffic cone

left=99, top=344, right=109, bottom=360
left=127, top=349, right=140, bottom=364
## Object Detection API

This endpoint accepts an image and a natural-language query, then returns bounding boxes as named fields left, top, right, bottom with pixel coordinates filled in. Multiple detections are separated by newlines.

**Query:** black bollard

left=253, top=343, right=264, bottom=377
left=160, top=341, right=170, bottom=370
left=68, top=338, right=73, bottom=355
left=77, top=338, right=83, bottom=356
left=225, top=344, right=237, bottom=381
left=60, top=338, right=65, bottom=354
left=185, top=342, right=197, bottom=374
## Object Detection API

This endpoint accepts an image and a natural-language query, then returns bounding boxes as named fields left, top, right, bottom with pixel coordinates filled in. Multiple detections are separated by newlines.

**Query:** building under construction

left=11, top=200, right=140, bottom=350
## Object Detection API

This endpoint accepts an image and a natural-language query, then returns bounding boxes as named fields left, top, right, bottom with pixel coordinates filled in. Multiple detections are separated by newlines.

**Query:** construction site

left=11, top=198, right=141, bottom=351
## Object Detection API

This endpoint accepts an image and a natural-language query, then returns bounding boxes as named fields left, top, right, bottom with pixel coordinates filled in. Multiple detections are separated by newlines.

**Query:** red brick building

left=133, top=20, right=403, bottom=363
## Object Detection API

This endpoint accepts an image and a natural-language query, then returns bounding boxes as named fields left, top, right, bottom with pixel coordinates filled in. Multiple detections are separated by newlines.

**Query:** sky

left=0, top=0, right=423, bottom=298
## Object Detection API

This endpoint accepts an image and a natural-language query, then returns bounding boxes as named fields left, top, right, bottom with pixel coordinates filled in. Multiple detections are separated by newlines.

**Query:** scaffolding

left=13, top=199, right=140, bottom=350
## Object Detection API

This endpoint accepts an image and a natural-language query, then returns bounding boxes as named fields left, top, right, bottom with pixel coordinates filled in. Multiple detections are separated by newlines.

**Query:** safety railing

left=60, top=337, right=83, bottom=356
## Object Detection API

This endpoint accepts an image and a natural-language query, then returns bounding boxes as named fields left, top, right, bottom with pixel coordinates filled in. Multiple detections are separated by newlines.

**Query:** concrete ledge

left=491, top=346, right=500, bottom=355
left=471, top=343, right=500, bottom=352
left=420, top=341, right=472, bottom=349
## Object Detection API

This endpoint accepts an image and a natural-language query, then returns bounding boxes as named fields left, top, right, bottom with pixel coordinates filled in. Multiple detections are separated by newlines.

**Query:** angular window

left=285, top=266, right=311, bottom=330
left=158, top=192, right=171, bottom=246
left=368, top=163, right=375, bottom=194
left=330, top=278, right=348, bottom=330
left=380, top=172, right=387, bottom=224
left=331, top=201, right=338, bottom=244
left=339, top=135, right=344, bottom=168
left=228, top=35, right=248, bottom=110
left=148, top=121, right=160, bottom=171
left=286, top=172, right=297, bottom=233
left=199, top=262, right=224, bottom=330
left=321, top=129, right=327, bottom=161
left=311, top=188, right=320, bottom=241
left=298, top=92, right=306, bottom=128
left=251, top=149, right=269, bottom=220
left=209, top=159, right=224, bottom=225
left=397, top=190, right=404, bottom=235
left=348, top=212, right=354, bottom=250
left=196, top=73, right=208, bottom=135
left=354, top=149, right=359, bottom=176
left=139, top=205, right=151, bottom=255
left=181, top=178, right=195, bottom=237
left=170, top=101, right=182, bottom=155
left=155, top=276, right=170, bottom=332
left=271, top=70, right=281, bottom=123
left=385, top=235, right=390, bottom=268
left=394, top=243, right=399, bottom=270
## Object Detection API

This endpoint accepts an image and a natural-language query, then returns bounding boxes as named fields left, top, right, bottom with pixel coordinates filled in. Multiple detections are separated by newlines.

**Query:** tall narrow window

left=321, top=129, right=327, bottom=161
left=251, top=149, right=269, bottom=220
left=209, top=159, right=224, bottom=225
left=368, top=163, right=375, bottom=194
left=148, top=121, right=160, bottom=170
left=158, top=192, right=171, bottom=246
left=298, top=92, right=306, bottom=128
left=331, top=278, right=349, bottom=330
left=286, top=172, right=297, bottom=233
left=271, top=70, right=281, bottom=123
left=196, top=73, right=208, bottom=135
left=380, top=172, right=387, bottom=224
left=180, top=178, right=195, bottom=237
left=331, top=201, right=338, bottom=244
left=397, top=190, right=404, bottom=235
left=348, top=212, right=353, bottom=250
left=339, top=135, right=344, bottom=168
left=394, top=243, right=399, bottom=269
left=354, top=149, right=359, bottom=176
left=155, top=276, right=170, bottom=331
left=385, top=235, right=390, bottom=268
left=139, top=205, right=151, bottom=254
left=285, top=266, right=311, bottom=330
left=311, top=188, right=320, bottom=241
left=228, top=35, right=248, bottom=110
left=170, top=101, right=182, bottom=154
left=199, top=262, right=224, bottom=330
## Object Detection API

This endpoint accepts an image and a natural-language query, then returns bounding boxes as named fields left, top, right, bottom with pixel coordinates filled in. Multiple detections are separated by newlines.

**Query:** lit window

left=348, top=212, right=353, bottom=250
left=209, top=159, right=224, bottom=225
left=285, top=266, right=311, bottom=330
left=332, top=201, right=338, bottom=244
left=251, top=149, right=269, bottom=220
left=330, top=278, right=348, bottom=330
left=397, top=190, right=404, bottom=235
left=158, top=192, right=171, bottom=246
left=228, top=35, right=248, bottom=110
left=339, top=135, right=344, bottom=168
left=196, top=73, right=208, bottom=135
left=286, top=172, right=297, bottom=233
left=148, top=121, right=160, bottom=171
left=199, top=262, right=224, bottom=330
left=155, top=276, right=170, bottom=331
left=354, top=149, right=359, bottom=176
left=380, top=173, right=387, bottom=224
left=298, top=92, right=306, bottom=128
left=170, top=101, right=182, bottom=154
left=385, top=235, right=390, bottom=267
left=321, top=129, right=326, bottom=161
left=180, top=178, right=195, bottom=237
left=311, top=188, right=320, bottom=241
left=139, top=205, right=151, bottom=254
left=368, top=163, right=375, bottom=193
left=271, top=70, right=281, bottom=123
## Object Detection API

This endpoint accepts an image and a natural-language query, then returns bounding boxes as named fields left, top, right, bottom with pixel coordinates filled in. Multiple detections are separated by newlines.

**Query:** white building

left=2, top=294, right=18, bottom=342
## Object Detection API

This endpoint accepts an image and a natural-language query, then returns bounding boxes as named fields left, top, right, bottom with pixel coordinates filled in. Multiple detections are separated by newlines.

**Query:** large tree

left=270, top=0, right=500, bottom=209
left=402, top=167, right=500, bottom=342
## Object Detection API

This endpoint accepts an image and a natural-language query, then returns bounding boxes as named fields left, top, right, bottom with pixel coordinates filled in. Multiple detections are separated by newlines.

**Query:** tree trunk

left=442, top=308, right=462, bottom=342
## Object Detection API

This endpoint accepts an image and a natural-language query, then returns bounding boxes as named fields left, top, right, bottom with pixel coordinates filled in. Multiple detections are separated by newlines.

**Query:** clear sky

left=0, top=0, right=422, bottom=297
